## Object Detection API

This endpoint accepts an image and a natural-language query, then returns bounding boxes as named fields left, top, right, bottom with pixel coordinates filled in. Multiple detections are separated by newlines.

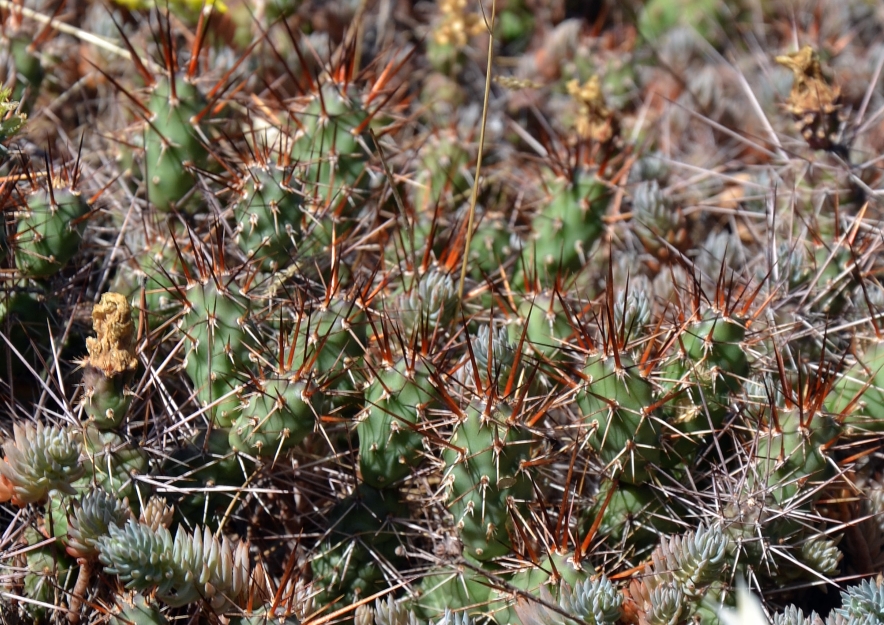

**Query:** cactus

left=17, top=526, right=76, bottom=622
left=235, top=162, right=303, bottom=270
left=359, top=357, right=437, bottom=489
left=143, top=76, right=209, bottom=212
left=661, top=310, right=749, bottom=455
left=80, top=293, right=139, bottom=430
left=79, top=425, right=149, bottom=501
left=228, top=377, right=317, bottom=457
left=750, top=392, right=839, bottom=505
left=13, top=180, right=88, bottom=278
left=286, top=295, right=366, bottom=401
left=825, top=341, right=884, bottom=432
left=525, top=171, right=609, bottom=278
left=509, top=290, right=574, bottom=363
left=8, top=4, right=884, bottom=625
left=586, top=480, right=680, bottom=550
left=443, top=402, right=531, bottom=560
left=310, top=485, right=407, bottom=608
left=413, top=556, right=501, bottom=621
left=110, top=593, right=169, bottom=625
left=578, top=351, right=662, bottom=484
left=0, top=87, right=26, bottom=160
left=7, top=36, right=44, bottom=111
left=181, top=277, right=252, bottom=428
left=289, top=79, right=375, bottom=263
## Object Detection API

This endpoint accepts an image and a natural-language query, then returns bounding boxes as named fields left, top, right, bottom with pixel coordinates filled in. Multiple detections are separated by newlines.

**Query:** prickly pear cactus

left=359, top=357, right=436, bottom=489
left=143, top=76, right=209, bottom=212
left=13, top=181, right=88, bottom=278
left=443, top=402, right=531, bottom=560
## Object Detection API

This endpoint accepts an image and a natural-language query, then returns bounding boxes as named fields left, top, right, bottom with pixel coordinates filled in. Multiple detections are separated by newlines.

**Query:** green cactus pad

left=359, top=358, right=436, bottom=488
left=443, top=403, right=531, bottom=560
left=578, top=353, right=661, bottom=484
left=229, top=378, right=315, bottom=456
left=15, top=184, right=88, bottom=278
left=144, top=76, right=208, bottom=212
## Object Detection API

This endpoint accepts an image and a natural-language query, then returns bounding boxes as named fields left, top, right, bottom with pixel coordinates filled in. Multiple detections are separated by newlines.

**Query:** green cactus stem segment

left=229, top=378, right=316, bottom=457
left=359, top=358, right=436, bottom=489
left=14, top=183, right=88, bottom=278
left=181, top=279, right=252, bottom=428
left=826, top=341, right=884, bottom=432
left=443, top=402, right=531, bottom=560
left=578, top=353, right=661, bottom=484
left=144, top=76, right=208, bottom=212
left=235, top=164, right=303, bottom=271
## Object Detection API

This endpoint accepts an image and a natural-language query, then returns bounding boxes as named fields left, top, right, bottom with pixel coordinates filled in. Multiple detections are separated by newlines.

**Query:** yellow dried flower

left=84, top=293, right=138, bottom=377
left=434, top=0, right=485, bottom=48
left=775, top=45, right=844, bottom=151
left=567, top=76, right=617, bottom=143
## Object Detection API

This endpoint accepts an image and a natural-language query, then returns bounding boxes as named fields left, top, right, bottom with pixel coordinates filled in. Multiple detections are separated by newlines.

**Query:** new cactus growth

left=527, top=172, right=609, bottom=277
left=396, top=269, right=458, bottom=339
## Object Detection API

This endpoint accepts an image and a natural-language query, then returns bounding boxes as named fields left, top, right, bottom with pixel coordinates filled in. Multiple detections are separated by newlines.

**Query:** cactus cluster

left=6, top=1, right=884, bottom=625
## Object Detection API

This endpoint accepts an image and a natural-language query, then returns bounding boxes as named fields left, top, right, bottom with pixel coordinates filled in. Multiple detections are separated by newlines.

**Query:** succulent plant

left=110, top=593, right=170, bottom=625
left=66, top=487, right=131, bottom=559
left=13, top=180, right=89, bottom=278
left=0, top=422, right=84, bottom=505
left=443, top=401, right=531, bottom=560
left=359, top=357, right=437, bottom=489
left=97, top=520, right=249, bottom=609
left=80, top=292, right=139, bottom=430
